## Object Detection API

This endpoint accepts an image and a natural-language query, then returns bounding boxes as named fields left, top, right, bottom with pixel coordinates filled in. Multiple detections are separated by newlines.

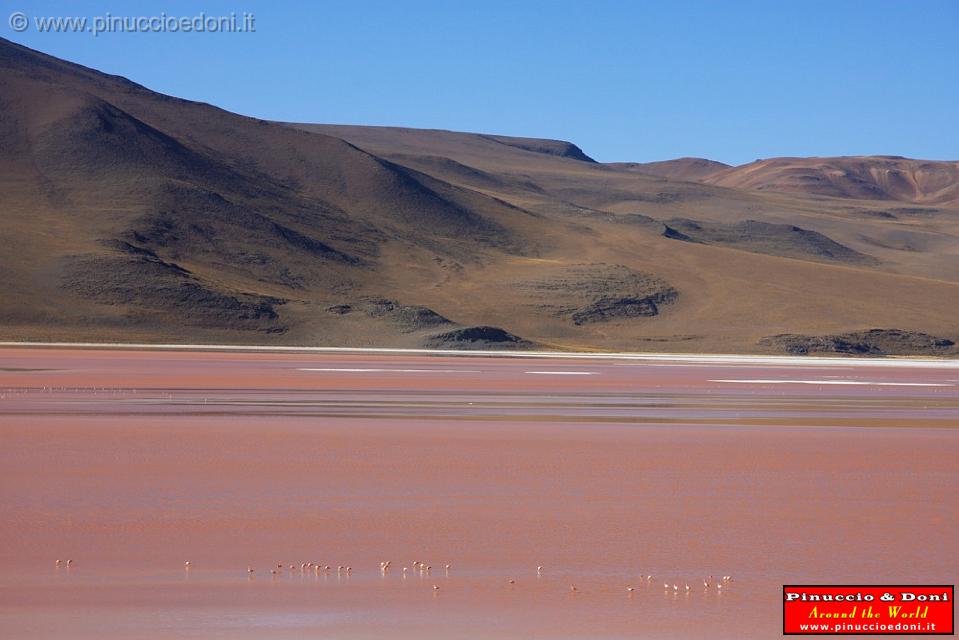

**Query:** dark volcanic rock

left=326, top=304, right=353, bottom=315
left=661, top=225, right=696, bottom=242
left=517, top=263, right=677, bottom=325
left=663, top=218, right=876, bottom=265
left=571, top=296, right=665, bottom=324
left=425, top=326, right=535, bottom=350
left=327, top=297, right=452, bottom=332
left=760, top=329, right=955, bottom=356
left=61, top=251, right=285, bottom=332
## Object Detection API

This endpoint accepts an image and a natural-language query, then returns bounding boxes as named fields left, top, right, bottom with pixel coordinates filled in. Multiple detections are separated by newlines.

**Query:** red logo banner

left=783, top=585, right=954, bottom=635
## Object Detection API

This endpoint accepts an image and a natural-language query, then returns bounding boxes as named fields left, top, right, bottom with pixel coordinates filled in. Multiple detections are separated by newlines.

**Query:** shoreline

left=2, top=341, right=959, bottom=368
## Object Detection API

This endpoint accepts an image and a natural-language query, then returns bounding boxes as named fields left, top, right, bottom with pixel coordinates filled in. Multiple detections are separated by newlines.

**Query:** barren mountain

left=611, top=157, right=730, bottom=181
left=704, top=156, right=959, bottom=207
left=2, top=37, right=958, bottom=354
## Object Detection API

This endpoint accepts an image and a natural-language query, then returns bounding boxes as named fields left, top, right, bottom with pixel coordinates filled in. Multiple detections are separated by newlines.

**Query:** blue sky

left=3, top=1, right=957, bottom=164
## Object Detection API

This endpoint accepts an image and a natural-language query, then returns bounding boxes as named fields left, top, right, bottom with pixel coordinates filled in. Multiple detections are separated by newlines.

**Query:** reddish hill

left=704, top=156, right=959, bottom=207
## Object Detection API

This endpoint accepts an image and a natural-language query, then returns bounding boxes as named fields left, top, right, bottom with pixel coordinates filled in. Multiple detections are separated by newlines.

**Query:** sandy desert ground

left=1, top=346, right=957, bottom=638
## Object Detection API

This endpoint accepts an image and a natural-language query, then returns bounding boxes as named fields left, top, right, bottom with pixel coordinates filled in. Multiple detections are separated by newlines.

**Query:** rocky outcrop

left=760, top=329, right=955, bottom=356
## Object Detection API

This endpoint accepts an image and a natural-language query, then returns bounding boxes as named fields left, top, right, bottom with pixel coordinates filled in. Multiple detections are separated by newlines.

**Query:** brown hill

left=2, top=37, right=959, bottom=354
left=704, top=156, right=959, bottom=207
left=0, top=37, right=545, bottom=341
left=610, top=157, right=730, bottom=181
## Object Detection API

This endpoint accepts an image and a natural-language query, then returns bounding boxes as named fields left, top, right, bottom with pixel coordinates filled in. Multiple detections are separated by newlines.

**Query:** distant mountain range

left=626, top=156, right=959, bottom=207
left=1, top=37, right=957, bottom=355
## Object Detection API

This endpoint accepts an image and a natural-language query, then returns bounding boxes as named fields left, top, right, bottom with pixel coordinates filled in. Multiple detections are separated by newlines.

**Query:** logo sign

left=783, top=585, right=954, bottom=635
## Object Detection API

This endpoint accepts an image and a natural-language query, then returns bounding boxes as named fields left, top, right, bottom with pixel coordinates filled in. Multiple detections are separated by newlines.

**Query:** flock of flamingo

left=56, top=558, right=733, bottom=596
